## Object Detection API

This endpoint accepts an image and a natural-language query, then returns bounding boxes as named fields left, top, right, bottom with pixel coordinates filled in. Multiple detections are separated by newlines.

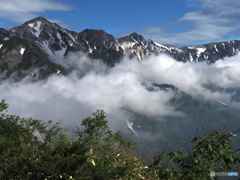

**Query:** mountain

left=126, top=83, right=240, bottom=154
left=2, top=16, right=239, bottom=72
left=1, top=17, right=240, bottom=154
left=0, top=35, right=67, bottom=81
left=10, top=17, right=78, bottom=58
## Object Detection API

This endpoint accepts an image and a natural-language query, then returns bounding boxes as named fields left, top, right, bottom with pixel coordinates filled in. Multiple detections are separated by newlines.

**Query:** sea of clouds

left=1, top=52, right=240, bottom=131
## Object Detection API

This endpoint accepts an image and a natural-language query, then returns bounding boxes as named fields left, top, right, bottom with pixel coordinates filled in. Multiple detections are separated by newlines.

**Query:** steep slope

left=10, top=16, right=78, bottom=58
left=69, top=29, right=124, bottom=66
left=10, top=17, right=124, bottom=66
left=7, top=17, right=240, bottom=67
left=0, top=36, right=67, bottom=80
left=126, top=83, right=240, bottom=154
left=118, top=32, right=185, bottom=60
left=1, top=16, right=240, bottom=80
left=119, top=33, right=240, bottom=63
left=179, top=41, right=240, bottom=63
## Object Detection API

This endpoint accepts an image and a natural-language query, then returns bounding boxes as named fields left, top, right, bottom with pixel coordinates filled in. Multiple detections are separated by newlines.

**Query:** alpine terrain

left=1, top=17, right=240, bottom=153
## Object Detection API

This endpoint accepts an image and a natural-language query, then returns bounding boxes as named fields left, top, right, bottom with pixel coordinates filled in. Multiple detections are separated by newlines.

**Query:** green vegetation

left=0, top=99, right=239, bottom=179
left=0, top=36, right=68, bottom=80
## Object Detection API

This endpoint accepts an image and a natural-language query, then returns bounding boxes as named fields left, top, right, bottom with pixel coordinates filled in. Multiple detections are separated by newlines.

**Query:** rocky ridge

left=0, top=16, right=240, bottom=79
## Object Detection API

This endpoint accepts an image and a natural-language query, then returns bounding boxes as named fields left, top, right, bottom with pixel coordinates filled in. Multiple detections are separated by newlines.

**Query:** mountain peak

left=25, top=16, right=50, bottom=24
left=129, top=32, right=142, bottom=37
left=5, top=16, right=240, bottom=66
left=80, top=29, right=111, bottom=37
left=79, top=29, right=116, bottom=45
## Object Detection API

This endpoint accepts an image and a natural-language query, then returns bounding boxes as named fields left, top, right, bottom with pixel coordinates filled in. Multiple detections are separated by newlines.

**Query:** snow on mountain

left=20, top=47, right=26, bottom=55
left=10, top=17, right=77, bottom=59
left=126, top=121, right=139, bottom=137
left=3, top=37, right=9, bottom=41
left=6, top=16, right=240, bottom=66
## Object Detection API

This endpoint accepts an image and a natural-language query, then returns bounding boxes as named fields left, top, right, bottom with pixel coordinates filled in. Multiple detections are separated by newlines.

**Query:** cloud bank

left=1, top=53, right=240, bottom=131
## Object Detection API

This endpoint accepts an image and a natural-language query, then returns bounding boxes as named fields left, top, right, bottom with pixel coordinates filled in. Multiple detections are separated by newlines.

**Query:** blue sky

left=0, top=0, right=240, bottom=46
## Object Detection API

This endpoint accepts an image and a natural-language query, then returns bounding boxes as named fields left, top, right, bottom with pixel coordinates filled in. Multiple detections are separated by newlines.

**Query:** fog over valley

left=1, top=52, right=240, bottom=139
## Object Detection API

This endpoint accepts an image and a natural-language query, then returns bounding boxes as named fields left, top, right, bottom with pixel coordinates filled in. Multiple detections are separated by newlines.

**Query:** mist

left=1, top=52, right=240, bottom=131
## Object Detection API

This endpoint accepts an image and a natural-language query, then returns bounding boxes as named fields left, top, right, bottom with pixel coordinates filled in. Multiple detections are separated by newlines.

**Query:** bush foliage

left=0, top=99, right=239, bottom=179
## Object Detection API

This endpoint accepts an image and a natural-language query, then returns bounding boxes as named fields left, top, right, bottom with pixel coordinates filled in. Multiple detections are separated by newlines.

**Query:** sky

left=0, top=0, right=240, bottom=46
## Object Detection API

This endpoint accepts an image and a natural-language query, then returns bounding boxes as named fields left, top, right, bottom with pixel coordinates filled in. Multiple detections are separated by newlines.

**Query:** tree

left=0, top=100, right=87, bottom=179
left=75, top=110, right=147, bottom=179
left=0, top=100, right=239, bottom=179
left=76, top=110, right=112, bottom=145
left=149, top=128, right=240, bottom=179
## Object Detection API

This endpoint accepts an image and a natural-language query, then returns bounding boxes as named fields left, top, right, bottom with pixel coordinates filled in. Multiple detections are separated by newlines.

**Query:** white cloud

left=1, top=52, right=240, bottom=131
left=116, top=54, right=238, bottom=103
left=0, top=53, right=182, bottom=130
left=0, top=0, right=73, bottom=23
left=137, top=0, right=240, bottom=45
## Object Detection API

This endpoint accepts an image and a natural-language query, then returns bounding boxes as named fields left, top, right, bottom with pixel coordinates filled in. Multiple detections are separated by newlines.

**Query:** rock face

left=9, top=17, right=240, bottom=64
left=1, top=16, right=240, bottom=79
left=10, top=17, right=78, bottom=56
left=0, top=28, right=10, bottom=40
left=0, top=36, right=66, bottom=80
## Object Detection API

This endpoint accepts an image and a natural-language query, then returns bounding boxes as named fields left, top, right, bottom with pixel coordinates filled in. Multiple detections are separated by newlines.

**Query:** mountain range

left=1, top=17, right=240, bottom=153
left=1, top=16, right=240, bottom=80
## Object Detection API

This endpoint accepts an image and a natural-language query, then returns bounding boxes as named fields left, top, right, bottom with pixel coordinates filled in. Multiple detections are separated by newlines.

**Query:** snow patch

left=115, top=45, right=119, bottom=51
left=28, top=23, right=34, bottom=28
left=62, top=29, right=76, bottom=43
left=222, top=43, right=225, bottom=49
left=33, top=21, right=42, bottom=38
left=153, top=42, right=163, bottom=47
left=126, top=121, right=139, bottom=137
left=197, top=47, right=206, bottom=53
left=89, top=48, right=93, bottom=53
left=214, top=45, right=218, bottom=52
left=57, top=32, right=62, bottom=41
left=3, top=37, right=9, bottom=41
left=83, top=39, right=94, bottom=53
left=0, top=44, right=2, bottom=49
left=20, top=47, right=26, bottom=55
left=170, top=47, right=183, bottom=53
left=218, top=101, right=228, bottom=106
left=189, top=53, right=193, bottom=62
left=155, top=42, right=182, bottom=53
left=196, top=47, right=206, bottom=57
left=120, top=42, right=136, bottom=51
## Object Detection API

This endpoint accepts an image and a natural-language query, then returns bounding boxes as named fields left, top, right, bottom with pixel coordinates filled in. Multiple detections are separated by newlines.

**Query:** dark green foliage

left=0, top=100, right=239, bottom=179
left=0, top=101, right=144, bottom=179
left=0, top=100, right=87, bottom=179
left=167, top=129, right=240, bottom=179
